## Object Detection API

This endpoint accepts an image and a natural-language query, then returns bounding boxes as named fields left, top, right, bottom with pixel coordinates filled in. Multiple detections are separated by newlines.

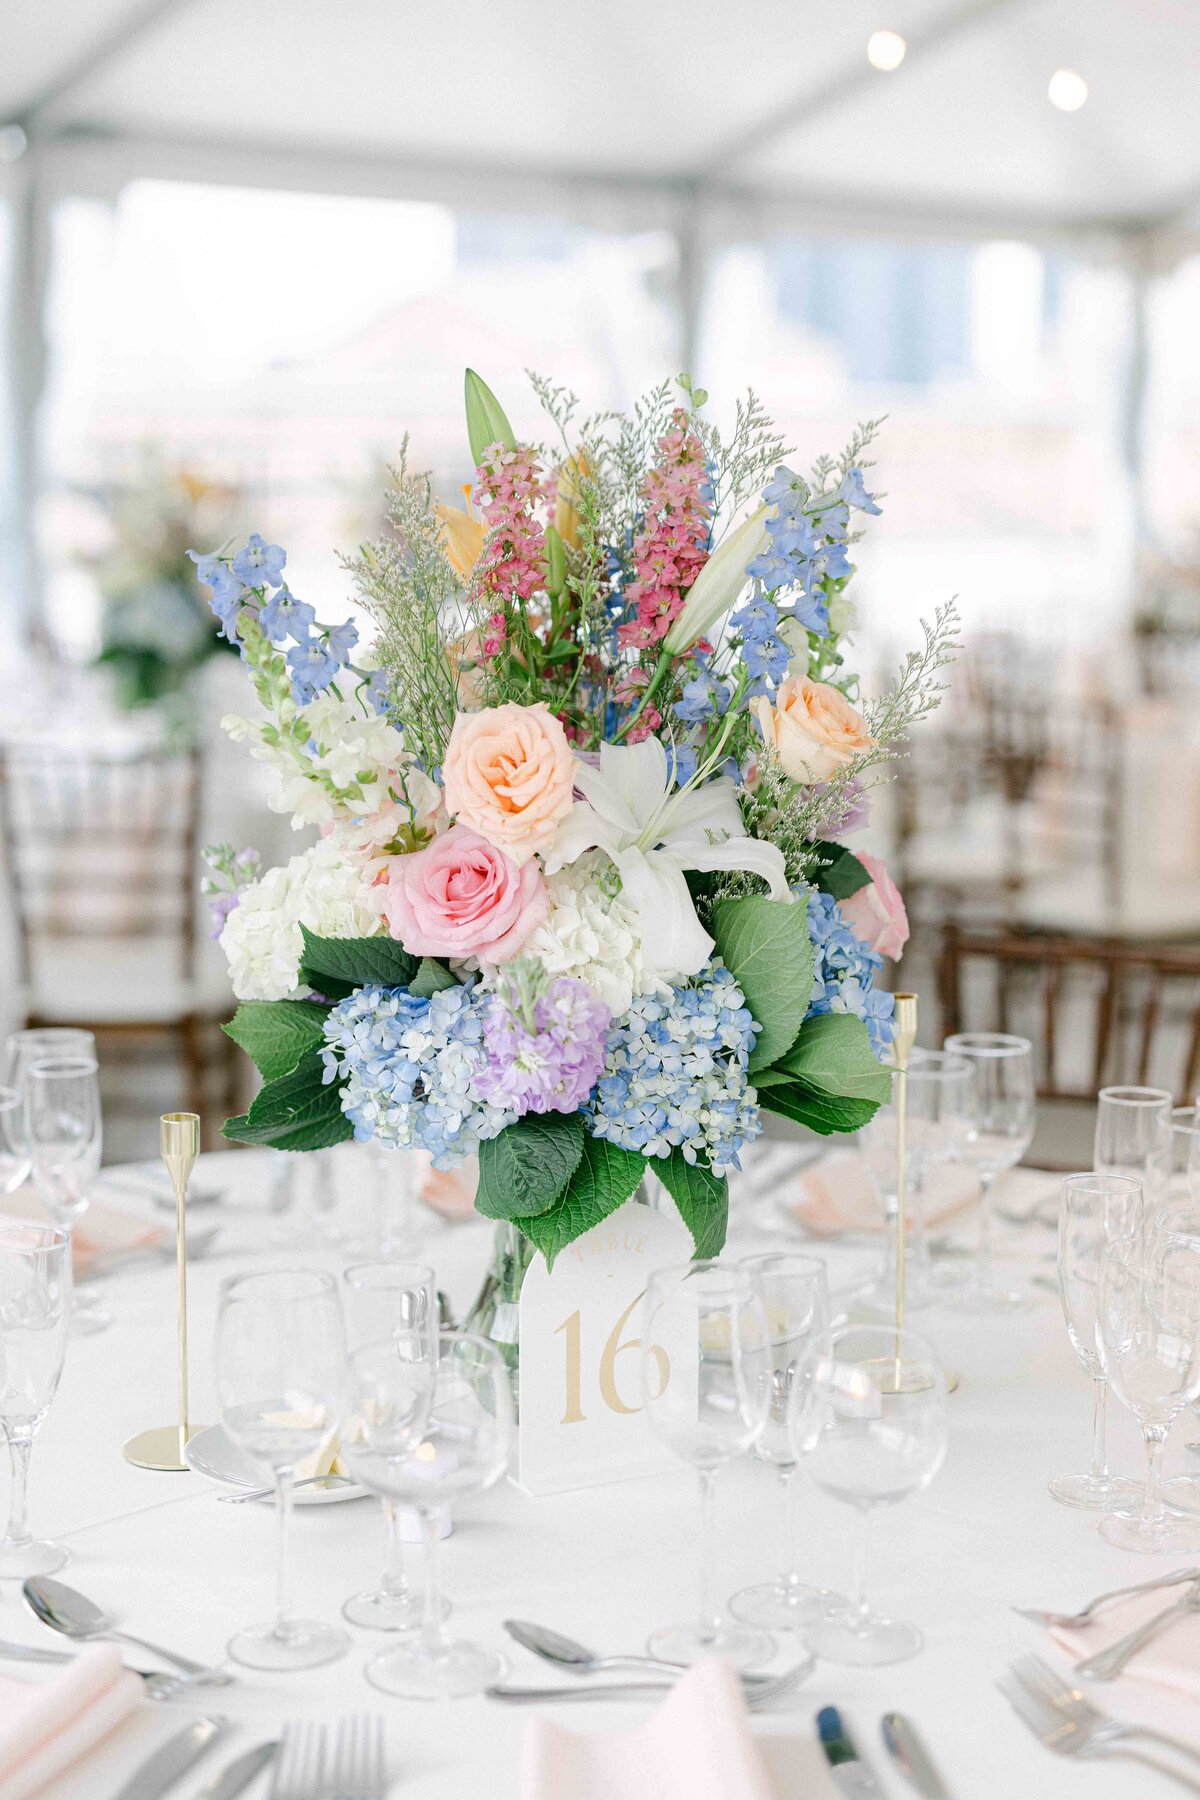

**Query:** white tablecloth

left=9, top=1148, right=1200, bottom=1800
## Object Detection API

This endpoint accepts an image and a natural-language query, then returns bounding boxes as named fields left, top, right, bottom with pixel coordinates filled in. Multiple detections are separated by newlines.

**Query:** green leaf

left=511, top=1136, right=646, bottom=1269
left=222, top=1048, right=353, bottom=1152
left=712, top=894, right=814, bottom=1072
left=655, top=1152, right=728, bottom=1259
left=758, top=1082, right=878, bottom=1137
left=544, top=524, right=566, bottom=598
left=775, top=1012, right=893, bottom=1105
left=809, top=839, right=872, bottom=901
left=409, top=957, right=458, bottom=998
left=222, top=999, right=329, bottom=1082
left=298, top=926, right=417, bottom=998
left=464, top=368, right=517, bottom=467
left=476, top=1113, right=586, bottom=1221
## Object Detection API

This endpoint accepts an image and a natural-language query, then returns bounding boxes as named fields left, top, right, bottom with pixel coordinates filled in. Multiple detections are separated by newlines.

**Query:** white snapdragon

left=220, top=835, right=385, bottom=1002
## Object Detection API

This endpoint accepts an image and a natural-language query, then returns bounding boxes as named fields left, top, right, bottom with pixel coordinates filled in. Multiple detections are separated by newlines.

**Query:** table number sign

left=516, top=1198, right=693, bottom=1495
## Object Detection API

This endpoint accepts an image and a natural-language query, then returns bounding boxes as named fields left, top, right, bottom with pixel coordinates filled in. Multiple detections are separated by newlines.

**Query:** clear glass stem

left=850, top=1505, right=873, bottom=1627
left=272, top=1465, right=295, bottom=1639
left=1140, top=1424, right=1168, bottom=1531
left=1090, top=1376, right=1110, bottom=1483
left=380, top=1498, right=407, bottom=1599
left=779, top=1464, right=803, bottom=1592
left=976, top=1171, right=995, bottom=1290
left=4, top=1430, right=33, bottom=1546
left=419, top=1507, right=450, bottom=1658
left=910, top=1167, right=931, bottom=1278
left=696, top=1467, right=721, bottom=1644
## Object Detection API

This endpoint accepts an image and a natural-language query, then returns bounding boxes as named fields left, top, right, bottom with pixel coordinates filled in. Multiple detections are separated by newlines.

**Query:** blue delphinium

left=587, top=961, right=762, bottom=1175
left=258, top=583, right=316, bottom=643
left=232, top=533, right=287, bottom=587
left=321, top=982, right=515, bottom=1167
left=804, top=889, right=895, bottom=1057
left=730, top=592, right=788, bottom=691
left=748, top=462, right=880, bottom=640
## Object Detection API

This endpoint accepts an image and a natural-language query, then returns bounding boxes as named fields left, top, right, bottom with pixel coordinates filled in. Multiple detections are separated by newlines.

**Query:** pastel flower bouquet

left=198, top=370, right=956, bottom=1267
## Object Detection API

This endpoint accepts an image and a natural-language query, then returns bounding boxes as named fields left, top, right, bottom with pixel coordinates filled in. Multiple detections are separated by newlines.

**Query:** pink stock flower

left=471, top=445, right=547, bottom=651
left=383, top=825, right=548, bottom=964
left=616, top=409, right=712, bottom=654
left=837, top=852, right=910, bottom=962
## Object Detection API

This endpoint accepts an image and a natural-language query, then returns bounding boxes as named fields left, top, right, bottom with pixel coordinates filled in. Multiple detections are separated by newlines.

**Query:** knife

left=112, top=1717, right=225, bottom=1800
left=191, top=1741, right=278, bottom=1800
left=816, top=1706, right=886, bottom=1799
left=882, top=1712, right=953, bottom=1799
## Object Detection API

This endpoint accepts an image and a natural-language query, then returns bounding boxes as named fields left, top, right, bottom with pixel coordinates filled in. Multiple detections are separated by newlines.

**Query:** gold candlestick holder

left=124, top=1113, right=207, bottom=1470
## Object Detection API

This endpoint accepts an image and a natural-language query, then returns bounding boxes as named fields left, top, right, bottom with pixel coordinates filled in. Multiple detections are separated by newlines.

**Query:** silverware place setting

left=270, top=1717, right=387, bottom=1800
left=22, top=1574, right=233, bottom=1687
left=998, top=1652, right=1200, bottom=1793
left=487, top=1657, right=814, bottom=1709
left=1013, top=1566, right=1200, bottom=1632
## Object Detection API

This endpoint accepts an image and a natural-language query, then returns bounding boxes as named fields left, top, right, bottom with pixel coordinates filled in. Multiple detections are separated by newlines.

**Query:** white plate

left=184, top=1423, right=368, bottom=1505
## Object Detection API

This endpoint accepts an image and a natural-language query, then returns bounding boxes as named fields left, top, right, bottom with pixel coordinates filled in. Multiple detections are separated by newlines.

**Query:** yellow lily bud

left=554, top=452, right=590, bottom=550
left=661, top=504, right=770, bottom=655
left=436, top=490, right=487, bottom=580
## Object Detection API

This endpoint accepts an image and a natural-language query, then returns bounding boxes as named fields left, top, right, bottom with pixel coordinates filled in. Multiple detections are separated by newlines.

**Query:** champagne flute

left=0, top=1222, right=72, bottom=1578
left=216, top=1269, right=349, bottom=1668
left=729, top=1251, right=844, bottom=1630
left=24, top=1056, right=109, bottom=1335
left=1165, top=1107, right=1200, bottom=1205
left=0, top=1089, right=29, bottom=1196
left=944, top=1033, right=1035, bottom=1311
left=1, top=1030, right=94, bottom=1203
left=789, top=1323, right=947, bottom=1665
left=343, top=1330, right=509, bottom=1700
left=639, top=1260, right=773, bottom=1669
left=1095, top=1087, right=1172, bottom=1205
left=1096, top=1223, right=1200, bottom=1554
left=341, top=1259, right=438, bottom=1631
left=1049, top=1172, right=1143, bottom=1511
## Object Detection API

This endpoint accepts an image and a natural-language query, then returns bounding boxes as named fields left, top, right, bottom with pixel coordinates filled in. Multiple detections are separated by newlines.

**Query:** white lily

left=661, top=504, right=771, bottom=656
left=542, top=737, right=791, bottom=983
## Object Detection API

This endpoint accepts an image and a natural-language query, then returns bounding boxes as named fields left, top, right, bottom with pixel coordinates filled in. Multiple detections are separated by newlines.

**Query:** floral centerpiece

left=197, top=371, right=955, bottom=1268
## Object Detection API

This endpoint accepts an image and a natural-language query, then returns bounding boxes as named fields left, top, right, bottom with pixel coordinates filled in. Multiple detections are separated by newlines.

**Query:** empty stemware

left=24, top=1056, right=109, bottom=1335
left=790, top=1322, right=947, bottom=1665
left=1094, top=1086, right=1172, bottom=1207
left=859, top=1050, right=973, bottom=1311
left=639, top=1260, right=773, bottom=1670
left=0, top=1222, right=72, bottom=1578
left=1048, top=1172, right=1143, bottom=1512
left=0, top=1088, right=29, bottom=1197
left=944, top=1032, right=1036, bottom=1311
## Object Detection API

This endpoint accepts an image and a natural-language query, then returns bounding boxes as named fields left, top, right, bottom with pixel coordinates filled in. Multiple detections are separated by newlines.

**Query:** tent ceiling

left=0, top=0, right=1197, bottom=238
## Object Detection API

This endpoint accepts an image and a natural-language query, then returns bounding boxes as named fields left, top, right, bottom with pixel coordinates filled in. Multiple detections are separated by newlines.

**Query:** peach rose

left=837, top=852, right=910, bottom=961
left=752, top=674, right=875, bottom=784
left=383, top=825, right=548, bottom=964
left=441, top=702, right=574, bottom=865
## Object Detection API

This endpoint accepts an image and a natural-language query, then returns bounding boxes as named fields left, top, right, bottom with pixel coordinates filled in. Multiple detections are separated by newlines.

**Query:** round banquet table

left=10, top=1147, right=1200, bottom=1800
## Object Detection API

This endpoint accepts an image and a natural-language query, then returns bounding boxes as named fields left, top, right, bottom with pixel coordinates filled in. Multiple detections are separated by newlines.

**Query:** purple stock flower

left=476, top=972, right=610, bottom=1116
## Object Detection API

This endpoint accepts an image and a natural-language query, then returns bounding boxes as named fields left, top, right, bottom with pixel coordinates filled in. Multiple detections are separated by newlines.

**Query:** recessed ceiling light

left=1048, top=68, right=1088, bottom=112
left=867, top=29, right=907, bottom=72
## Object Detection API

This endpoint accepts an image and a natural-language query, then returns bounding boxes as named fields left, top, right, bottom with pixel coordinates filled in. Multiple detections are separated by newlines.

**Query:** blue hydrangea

left=804, top=889, right=895, bottom=1057
left=321, top=982, right=515, bottom=1167
left=587, top=961, right=762, bottom=1175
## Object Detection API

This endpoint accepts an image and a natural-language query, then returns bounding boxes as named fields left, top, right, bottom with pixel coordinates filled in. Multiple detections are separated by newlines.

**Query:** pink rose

left=441, top=702, right=575, bottom=865
left=383, top=826, right=548, bottom=964
left=838, top=852, right=910, bottom=961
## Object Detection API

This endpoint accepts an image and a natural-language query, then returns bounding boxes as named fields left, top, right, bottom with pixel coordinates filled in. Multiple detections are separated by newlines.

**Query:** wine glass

left=0, top=1222, right=72, bottom=1578
left=859, top=1051, right=973, bottom=1311
left=0, top=1088, right=30, bottom=1196
left=1048, top=1172, right=1143, bottom=1511
left=343, top=1330, right=510, bottom=1700
left=639, top=1260, right=773, bottom=1669
left=215, top=1269, right=349, bottom=1668
left=1, top=1031, right=94, bottom=1205
left=24, top=1056, right=109, bottom=1335
left=729, top=1252, right=844, bottom=1630
left=1095, top=1087, right=1172, bottom=1205
left=789, top=1323, right=947, bottom=1665
left=943, top=1033, right=1035, bottom=1311
left=1095, top=1223, right=1200, bottom=1554
left=1164, top=1108, right=1200, bottom=1205
left=341, top=1259, right=438, bottom=1631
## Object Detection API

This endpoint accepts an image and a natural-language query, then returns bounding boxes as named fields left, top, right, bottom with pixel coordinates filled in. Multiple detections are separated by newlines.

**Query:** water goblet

left=344, top=1330, right=510, bottom=1700
left=1095, top=1086, right=1172, bottom=1204
left=341, top=1259, right=438, bottom=1632
left=0, top=1222, right=72, bottom=1578
left=1048, top=1172, right=1143, bottom=1511
left=729, top=1251, right=844, bottom=1631
left=25, top=1056, right=110, bottom=1335
left=1096, top=1223, right=1200, bottom=1554
left=790, top=1322, right=947, bottom=1665
left=216, top=1269, right=350, bottom=1668
left=639, top=1260, right=773, bottom=1669
left=944, top=1033, right=1035, bottom=1311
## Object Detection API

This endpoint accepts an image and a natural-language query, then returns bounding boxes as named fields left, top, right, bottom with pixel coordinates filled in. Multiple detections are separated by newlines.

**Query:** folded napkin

left=785, top=1155, right=1053, bottom=1237
left=1, top=1194, right=165, bottom=1277
left=1049, top=1587, right=1200, bottom=1704
left=523, top=1658, right=776, bottom=1800
left=0, top=1644, right=143, bottom=1800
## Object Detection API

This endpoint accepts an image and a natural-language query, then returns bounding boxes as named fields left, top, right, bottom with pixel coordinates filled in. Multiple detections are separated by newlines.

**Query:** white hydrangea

left=221, top=689, right=410, bottom=830
left=516, top=851, right=653, bottom=1017
left=220, top=835, right=385, bottom=1002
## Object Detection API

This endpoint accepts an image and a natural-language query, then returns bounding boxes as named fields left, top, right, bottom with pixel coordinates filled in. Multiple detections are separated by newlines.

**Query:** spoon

left=504, top=1620, right=776, bottom=1688
left=0, top=1638, right=191, bottom=1700
left=488, top=1656, right=813, bottom=1709
left=23, top=1576, right=233, bottom=1685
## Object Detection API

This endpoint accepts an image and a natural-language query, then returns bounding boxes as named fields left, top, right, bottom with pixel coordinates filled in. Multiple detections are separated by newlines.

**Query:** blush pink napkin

left=523, top=1658, right=776, bottom=1800
left=1, top=1195, right=165, bottom=1276
left=1049, top=1588, right=1200, bottom=1704
left=785, top=1155, right=1052, bottom=1237
left=0, top=1644, right=143, bottom=1799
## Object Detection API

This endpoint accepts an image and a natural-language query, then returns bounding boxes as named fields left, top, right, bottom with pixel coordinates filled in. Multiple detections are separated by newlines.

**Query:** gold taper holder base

left=873, top=1362, right=961, bottom=1397
left=123, top=1424, right=203, bottom=1472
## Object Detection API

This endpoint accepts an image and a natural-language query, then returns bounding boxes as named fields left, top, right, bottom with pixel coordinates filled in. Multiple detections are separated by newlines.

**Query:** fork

left=998, top=1665, right=1200, bottom=1793
left=1013, top=1653, right=1200, bottom=1773
left=271, top=1721, right=329, bottom=1800
left=331, top=1714, right=387, bottom=1800
left=1012, top=1566, right=1200, bottom=1630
